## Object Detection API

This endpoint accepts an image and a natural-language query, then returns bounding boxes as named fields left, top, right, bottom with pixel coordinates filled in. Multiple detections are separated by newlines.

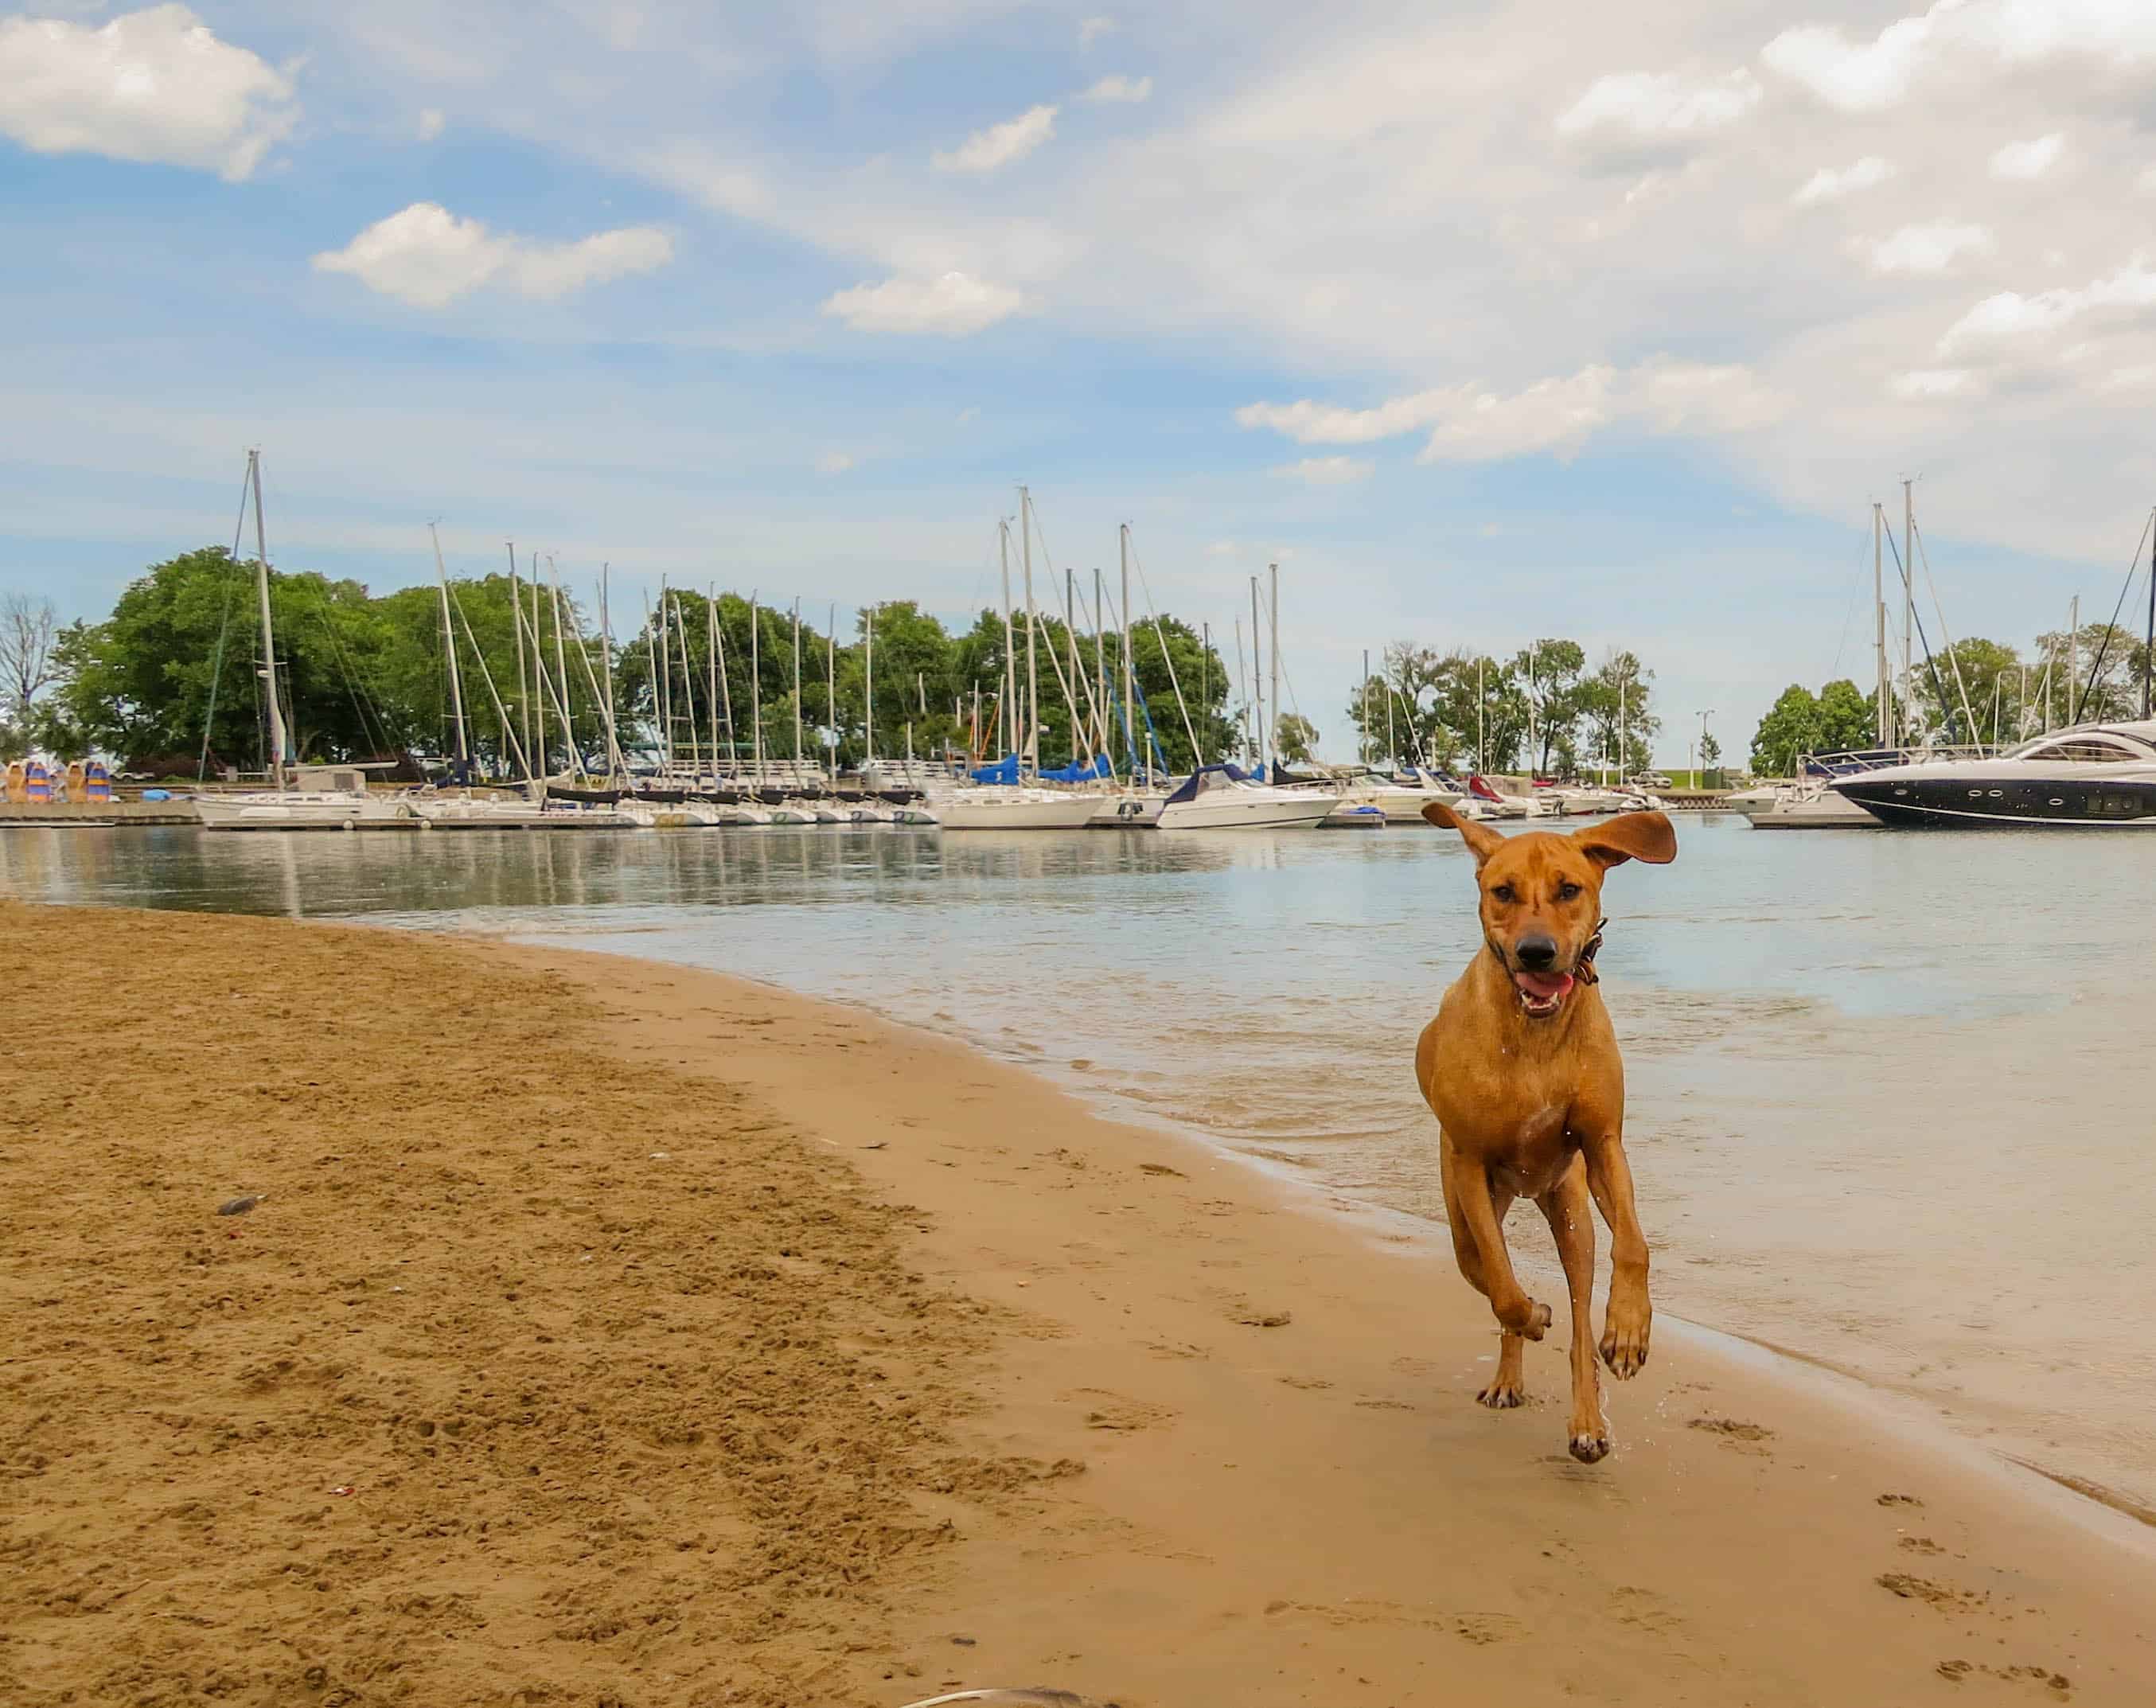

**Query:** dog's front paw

left=1499, top=1297, right=1553, bottom=1342
left=1568, top=1429, right=1611, bottom=1464
left=1476, top=1378, right=1525, bottom=1409
left=1599, top=1294, right=1651, bottom=1379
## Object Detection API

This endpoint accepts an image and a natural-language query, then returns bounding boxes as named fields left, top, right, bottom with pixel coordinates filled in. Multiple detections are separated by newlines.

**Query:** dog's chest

left=1432, top=1044, right=1585, bottom=1173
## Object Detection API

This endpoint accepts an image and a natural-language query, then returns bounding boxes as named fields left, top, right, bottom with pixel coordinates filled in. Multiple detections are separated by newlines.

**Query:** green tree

left=1275, top=712, right=1318, bottom=765
left=1575, top=650, right=1661, bottom=780
left=1513, top=638, right=1587, bottom=774
left=1749, top=684, right=1822, bottom=776
left=1815, top=678, right=1877, bottom=752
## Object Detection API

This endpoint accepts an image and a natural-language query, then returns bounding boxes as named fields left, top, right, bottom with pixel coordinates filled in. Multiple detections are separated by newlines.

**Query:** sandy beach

left=4, top=899, right=2153, bottom=1706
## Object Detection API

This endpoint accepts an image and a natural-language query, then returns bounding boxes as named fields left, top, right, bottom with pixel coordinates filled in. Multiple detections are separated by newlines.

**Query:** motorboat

left=1153, top=764, right=1341, bottom=830
left=1330, top=766, right=1463, bottom=822
left=1323, top=803, right=1387, bottom=829
left=1741, top=781, right=1880, bottom=829
left=1829, top=721, right=2156, bottom=828
left=843, top=800, right=898, bottom=825
left=1087, top=790, right=1168, bottom=827
left=766, top=800, right=820, bottom=825
left=195, top=765, right=409, bottom=832
left=411, top=792, right=569, bottom=829
left=932, top=786, right=1101, bottom=830
left=1461, top=775, right=1553, bottom=819
left=889, top=803, right=941, bottom=826
left=1543, top=784, right=1632, bottom=816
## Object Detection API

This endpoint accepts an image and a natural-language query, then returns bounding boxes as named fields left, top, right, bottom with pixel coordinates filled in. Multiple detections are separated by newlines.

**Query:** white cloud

left=815, top=450, right=854, bottom=474
left=0, top=4, right=296, bottom=181
left=1240, top=359, right=1781, bottom=465
left=821, top=271, right=1025, bottom=336
left=1990, top=133, right=2063, bottom=181
left=1890, top=368, right=1978, bottom=400
left=1937, top=258, right=2156, bottom=357
left=1554, top=68, right=1760, bottom=166
left=1203, top=539, right=1239, bottom=556
left=933, top=103, right=1057, bottom=174
left=1859, top=220, right=1995, bottom=276
left=311, top=203, right=674, bottom=309
left=1764, top=2, right=2156, bottom=113
left=1792, top=155, right=1893, bottom=205
left=1081, top=73, right=1152, bottom=105
left=1078, top=15, right=1117, bottom=49
left=415, top=107, right=444, bottom=142
left=1272, top=454, right=1373, bottom=485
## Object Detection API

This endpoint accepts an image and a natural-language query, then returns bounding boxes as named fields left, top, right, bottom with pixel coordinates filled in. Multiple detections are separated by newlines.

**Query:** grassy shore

left=3, top=901, right=2152, bottom=1706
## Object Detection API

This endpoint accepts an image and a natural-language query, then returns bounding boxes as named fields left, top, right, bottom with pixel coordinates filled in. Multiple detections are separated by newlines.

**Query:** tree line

left=1342, top=640, right=1663, bottom=778
left=17, top=546, right=1246, bottom=777
left=1749, top=622, right=2153, bottom=774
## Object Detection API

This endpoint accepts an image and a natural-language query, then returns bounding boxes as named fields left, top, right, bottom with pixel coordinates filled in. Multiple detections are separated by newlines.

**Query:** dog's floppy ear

left=1423, top=799, right=1507, bottom=867
left=1572, top=809, right=1677, bottom=870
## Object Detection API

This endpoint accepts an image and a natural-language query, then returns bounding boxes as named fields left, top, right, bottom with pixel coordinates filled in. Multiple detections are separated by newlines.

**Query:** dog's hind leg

left=1539, top=1155, right=1609, bottom=1463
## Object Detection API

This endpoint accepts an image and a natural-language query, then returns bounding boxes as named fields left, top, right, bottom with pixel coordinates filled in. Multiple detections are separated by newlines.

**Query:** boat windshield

left=1998, top=731, right=2156, bottom=763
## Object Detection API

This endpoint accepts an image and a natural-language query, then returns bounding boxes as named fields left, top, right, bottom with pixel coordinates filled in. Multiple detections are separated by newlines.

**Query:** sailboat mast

left=641, top=595, right=662, bottom=775
left=657, top=579, right=673, bottom=770
left=1119, top=525, right=1134, bottom=776
left=1874, top=501, right=1890, bottom=748
left=1199, top=621, right=1211, bottom=768
left=1065, top=566, right=1078, bottom=766
left=827, top=602, right=837, bottom=778
left=1269, top=563, right=1281, bottom=780
left=750, top=594, right=763, bottom=776
left=247, top=450, right=288, bottom=787
left=1094, top=570, right=1108, bottom=770
left=508, top=541, right=532, bottom=777
left=531, top=577, right=549, bottom=778
left=999, top=520, right=1016, bottom=760
left=430, top=524, right=469, bottom=774
left=792, top=599, right=803, bottom=775
left=598, top=565, right=621, bottom=783
left=1901, top=478, right=1914, bottom=733
left=719, top=587, right=737, bottom=772
left=864, top=603, right=876, bottom=764
left=548, top=556, right=581, bottom=777
left=674, top=595, right=700, bottom=778
left=1233, top=618, right=1249, bottom=765
left=1250, top=577, right=1263, bottom=776
left=2144, top=505, right=2154, bottom=721
left=1020, top=486, right=1039, bottom=776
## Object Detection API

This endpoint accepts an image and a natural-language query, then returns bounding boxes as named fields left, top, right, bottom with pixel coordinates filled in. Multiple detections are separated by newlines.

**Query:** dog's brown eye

left=1491, top=883, right=1517, bottom=903
left=1557, top=881, right=1583, bottom=901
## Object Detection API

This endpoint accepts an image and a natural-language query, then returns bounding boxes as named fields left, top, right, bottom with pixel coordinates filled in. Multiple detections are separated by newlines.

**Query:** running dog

left=1413, top=804, right=1677, bottom=1464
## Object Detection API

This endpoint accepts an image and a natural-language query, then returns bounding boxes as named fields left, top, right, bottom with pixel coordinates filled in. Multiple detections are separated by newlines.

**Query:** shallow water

left=5, top=817, right=2151, bottom=1514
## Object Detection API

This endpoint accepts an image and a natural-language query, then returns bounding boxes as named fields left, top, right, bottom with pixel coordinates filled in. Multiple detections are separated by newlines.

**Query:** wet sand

left=4, top=900, right=2154, bottom=1706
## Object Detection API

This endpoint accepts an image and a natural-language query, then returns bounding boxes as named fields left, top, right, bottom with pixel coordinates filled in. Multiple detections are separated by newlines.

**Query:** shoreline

left=8, top=899, right=2156, bottom=1706
left=486, top=921, right=2156, bottom=1545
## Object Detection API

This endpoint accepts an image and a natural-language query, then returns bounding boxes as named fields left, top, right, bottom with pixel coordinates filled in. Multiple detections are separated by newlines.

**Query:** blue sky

left=4, top=2, right=2154, bottom=762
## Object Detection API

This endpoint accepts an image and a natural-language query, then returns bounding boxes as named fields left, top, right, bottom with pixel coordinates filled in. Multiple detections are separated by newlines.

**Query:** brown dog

left=1413, top=803, right=1677, bottom=1464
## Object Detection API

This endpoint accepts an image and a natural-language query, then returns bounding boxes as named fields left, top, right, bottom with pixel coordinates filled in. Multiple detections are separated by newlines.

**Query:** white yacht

left=1087, top=790, right=1169, bottom=827
left=1829, top=721, right=2156, bottom=828
left=196, top=765, right=409, bottom=832
left=1153, top=764, right=1341, bottom=830
left=933, top=786, right=1101, bottom=830
left=1741, top=780, right=1881, bottom=829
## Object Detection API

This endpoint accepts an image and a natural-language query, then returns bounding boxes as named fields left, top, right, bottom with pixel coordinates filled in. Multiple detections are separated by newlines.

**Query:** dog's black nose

left=1516, top=934, right=1558, bottom=970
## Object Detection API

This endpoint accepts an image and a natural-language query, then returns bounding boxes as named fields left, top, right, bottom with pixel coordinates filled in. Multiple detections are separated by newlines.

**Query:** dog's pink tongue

left=1515, top=969, right=1574, bottom=1002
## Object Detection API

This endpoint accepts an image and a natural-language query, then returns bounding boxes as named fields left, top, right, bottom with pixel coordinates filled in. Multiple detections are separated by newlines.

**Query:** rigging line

left=1881, top=528, right=1955, bottom=740
left=1122, top=533, right=1205, bottom=766
left=197, top=462, right=256, bottom=782
left=1826, top=510, right=1873, bottom=680
left=1908, top=516, right=1980, bottom=742
left=2069, top=508, right=2154, bottom=726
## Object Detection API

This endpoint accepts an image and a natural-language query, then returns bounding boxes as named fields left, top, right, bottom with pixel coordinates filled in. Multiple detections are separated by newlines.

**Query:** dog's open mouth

left=1512, top=969, right=1575, bottom=1018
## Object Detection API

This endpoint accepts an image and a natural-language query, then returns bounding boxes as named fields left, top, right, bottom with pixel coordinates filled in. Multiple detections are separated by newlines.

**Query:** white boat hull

left=935, top=791, right=1101, bottom=830
left=1087, top=793, right=1168, bottom=827
left=1156, top=790, right=1341, bottom=831
left=196, top=793, right=407, bottom=831
left=1744, top=788, right=1880, bottom=829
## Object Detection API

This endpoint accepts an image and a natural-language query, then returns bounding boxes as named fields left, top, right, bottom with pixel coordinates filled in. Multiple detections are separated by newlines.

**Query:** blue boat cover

left=1039, top=754, right=1110, bottom=782
left=969, top=754, right=1020, bottom=784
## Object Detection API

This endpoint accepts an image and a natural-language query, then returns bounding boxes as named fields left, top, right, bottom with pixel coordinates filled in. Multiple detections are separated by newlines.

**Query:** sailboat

left=196, top=452, right=406, bottom=832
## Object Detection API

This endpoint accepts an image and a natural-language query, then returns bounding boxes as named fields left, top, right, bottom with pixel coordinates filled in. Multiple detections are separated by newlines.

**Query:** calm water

left=5, top=817, right=2150, bottom=1512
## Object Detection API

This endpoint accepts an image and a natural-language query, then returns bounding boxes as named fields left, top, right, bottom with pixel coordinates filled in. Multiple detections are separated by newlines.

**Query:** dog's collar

left=1484, top=918, right=1610, bottom=985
